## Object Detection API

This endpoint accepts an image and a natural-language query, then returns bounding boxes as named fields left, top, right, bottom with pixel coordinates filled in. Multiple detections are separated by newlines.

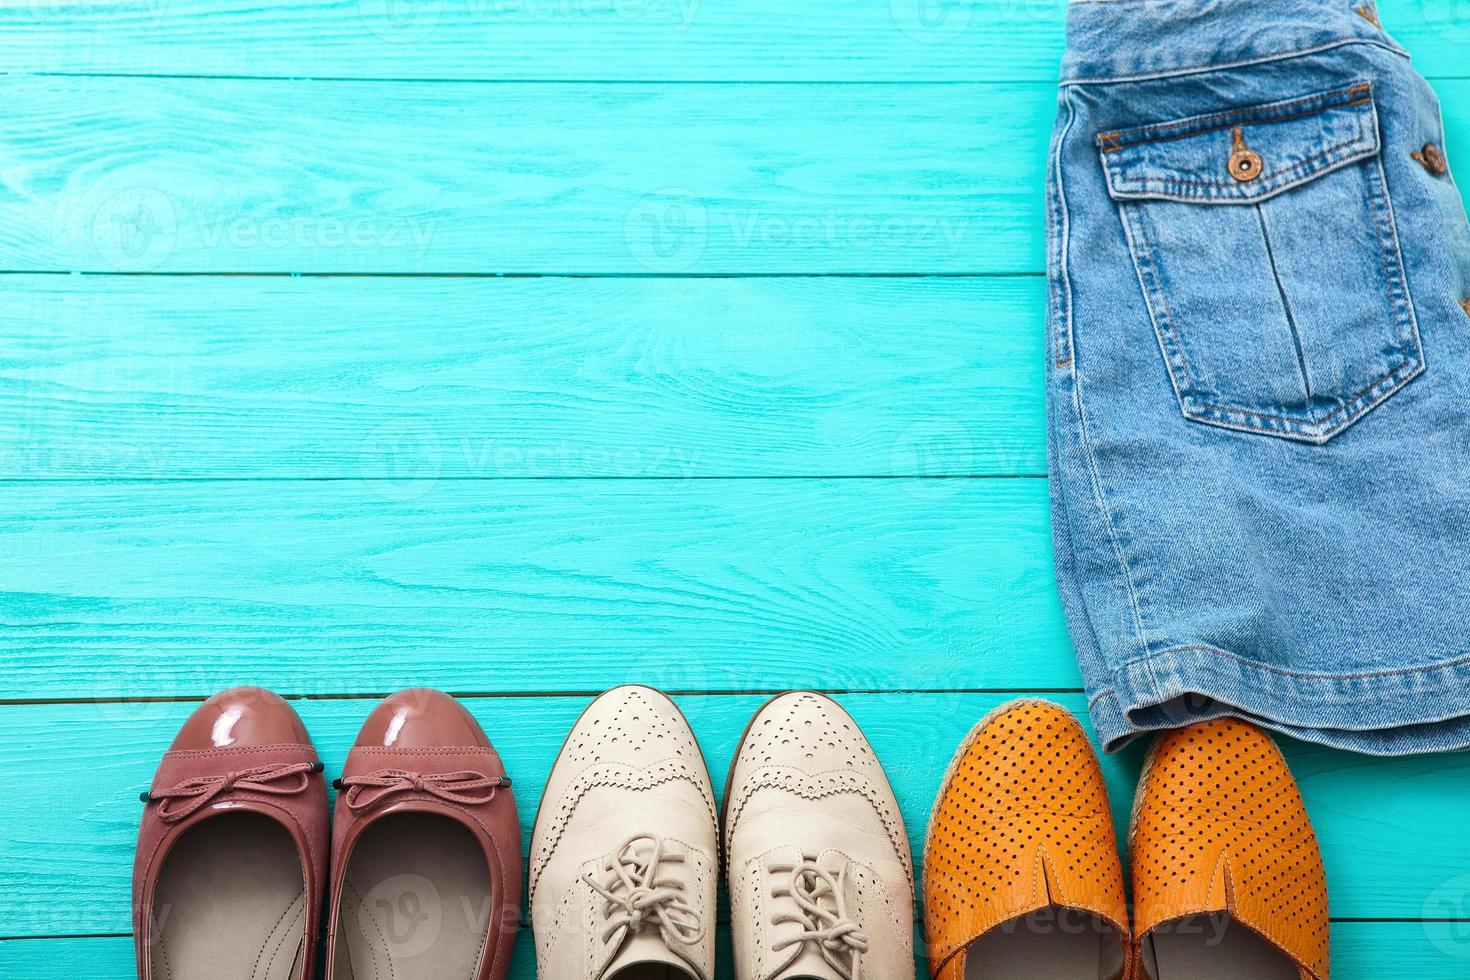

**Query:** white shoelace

left=768, top=858, right=869, bottom=979
left=584, top=833, right=706, bottom=948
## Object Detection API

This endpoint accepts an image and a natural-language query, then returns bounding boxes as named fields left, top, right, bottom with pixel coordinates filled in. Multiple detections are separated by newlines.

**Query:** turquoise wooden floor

left=2, top=1, right=1469, bottom=976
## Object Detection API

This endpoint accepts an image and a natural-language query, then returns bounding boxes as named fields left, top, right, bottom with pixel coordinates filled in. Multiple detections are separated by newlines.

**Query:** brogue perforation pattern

left=558, top=688, right=703, bottom=769
left=734, top=692, right=876, bottom=769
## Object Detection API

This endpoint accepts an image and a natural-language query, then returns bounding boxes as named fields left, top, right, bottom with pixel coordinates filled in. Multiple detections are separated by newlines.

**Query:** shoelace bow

left=769, top=858, right=869, bottom=979
left=333, top=769, right=510, bottom=812
left=141, top=761, right=323, bottom=823
left=584, top=833, right=706, bottom=948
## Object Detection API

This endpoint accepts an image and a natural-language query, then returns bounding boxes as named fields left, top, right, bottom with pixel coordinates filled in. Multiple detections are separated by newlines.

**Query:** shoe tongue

left=604, top=931, right=698, bottom=980
left=775, top=945, right=845, bottom=980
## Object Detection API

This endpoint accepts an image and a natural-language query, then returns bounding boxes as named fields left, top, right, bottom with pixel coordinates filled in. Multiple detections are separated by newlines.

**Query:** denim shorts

left=1047, top=0, right=1470, bottom=754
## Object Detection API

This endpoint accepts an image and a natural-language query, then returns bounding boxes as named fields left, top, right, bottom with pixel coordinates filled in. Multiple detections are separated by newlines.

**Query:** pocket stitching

left=1363, top=153, right=1423, bottom=352
left=1098, top=82, right=1371, bottom=152
left=1117, top=201, right=1201, bottom=400
left=1183, top=356, right=1422, bottom=435
left=1118, top=151, right=1423, bottom=442
left=1101, top=88, right=1381, bottom=205
left=1108, top=133, right=1376, bottom=201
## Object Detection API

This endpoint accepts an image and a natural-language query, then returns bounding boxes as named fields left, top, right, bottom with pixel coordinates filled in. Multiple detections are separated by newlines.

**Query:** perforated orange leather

left=1130, top=718, right=1329, bottom=980
left=923, top=700, right=1129, bottom=980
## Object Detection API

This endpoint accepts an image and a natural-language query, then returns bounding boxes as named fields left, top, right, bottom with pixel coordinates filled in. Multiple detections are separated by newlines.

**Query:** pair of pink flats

left=132, top=686, right=520, bottom=980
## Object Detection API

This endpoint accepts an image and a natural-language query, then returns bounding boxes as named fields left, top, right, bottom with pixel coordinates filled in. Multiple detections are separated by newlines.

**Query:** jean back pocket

left=1099, top=83, right=1423, bottom=444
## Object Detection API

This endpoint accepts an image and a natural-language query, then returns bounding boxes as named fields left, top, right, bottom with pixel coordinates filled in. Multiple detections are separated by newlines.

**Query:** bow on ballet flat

left=332, top=769, right=510, bottom=812
left=141, top=761, right=324, bottom=824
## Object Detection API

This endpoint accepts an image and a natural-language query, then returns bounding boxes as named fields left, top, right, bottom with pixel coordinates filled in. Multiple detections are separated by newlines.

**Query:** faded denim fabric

left=1048, top=0, right=1470, bottom=753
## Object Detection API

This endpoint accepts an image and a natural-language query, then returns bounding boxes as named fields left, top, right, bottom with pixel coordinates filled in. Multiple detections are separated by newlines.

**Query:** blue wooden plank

left=3, top=922, right=1465, bottom=980
left=0, top=9, right=1462, bottom=980
left=0, top=275, right=1045, bottom=479
left=5, top=76, right=1465, bottom=274
left=1, top=694, right=1464, bottom=938
left=0, top=478, right=1071, bottom=700
left=0, top=76, right=1040, bottom=274
left=0, top=934, right=537, bottom=979
left=0, top=0, right=1460, bottom=82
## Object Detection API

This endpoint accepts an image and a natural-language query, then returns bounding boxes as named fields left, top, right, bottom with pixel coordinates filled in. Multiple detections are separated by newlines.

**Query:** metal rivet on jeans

left=1413, top=143, right=1449, bottom=176
left=1228, top=128, right=1263, bottom=182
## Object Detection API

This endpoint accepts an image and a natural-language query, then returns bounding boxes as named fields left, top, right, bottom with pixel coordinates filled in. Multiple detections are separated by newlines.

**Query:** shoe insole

left=334, top=813, right=492, bottom=980
left=963, top=907, right=1123, bottom=980
left=151, top=811, right=306, bottom=980
left=1145, top=913, right=1299, bottom=980
left=607, top=968, right=697, bottom=980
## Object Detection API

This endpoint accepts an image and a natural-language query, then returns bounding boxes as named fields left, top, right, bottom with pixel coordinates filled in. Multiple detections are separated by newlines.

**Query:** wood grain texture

left=0, top=478, right=1072, bottom=700
left=0, top=76, right=1044, bottom=275
left=0, top=0, right=1463, bottom=81
left=11, top=922, right=1470, bottom=980
left=5, top=923, right=1469, bottom=980
left=0, top=2, right=1465, bottom=975
left=5, top=76, right=1465, bottom=274
left=2, top=693, right=1466, bottom=939
left=0, top=275, right=1044, bottom=479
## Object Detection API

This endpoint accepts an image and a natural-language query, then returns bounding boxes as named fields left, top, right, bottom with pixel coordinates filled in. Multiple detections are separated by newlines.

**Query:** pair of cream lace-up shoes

left=529, top=687, right=915, bottom=980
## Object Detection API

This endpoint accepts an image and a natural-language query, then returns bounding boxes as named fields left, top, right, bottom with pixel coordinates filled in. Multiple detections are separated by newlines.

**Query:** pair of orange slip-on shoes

left=923, top=700, right=1329, bottom=980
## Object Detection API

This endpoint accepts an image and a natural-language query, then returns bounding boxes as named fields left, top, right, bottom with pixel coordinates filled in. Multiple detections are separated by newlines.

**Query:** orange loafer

left=923, top=699, right=1130, bottom=980
left=1130, top=718, right=1329, bottom=980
